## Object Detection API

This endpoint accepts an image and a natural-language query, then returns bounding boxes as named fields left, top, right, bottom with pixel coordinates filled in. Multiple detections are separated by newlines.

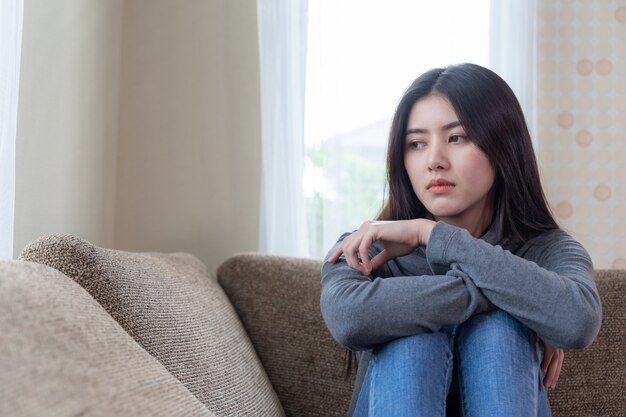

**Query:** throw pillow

left=0, top=260, right=215, bottom=416
left=20, top=235, right=284, bottom=417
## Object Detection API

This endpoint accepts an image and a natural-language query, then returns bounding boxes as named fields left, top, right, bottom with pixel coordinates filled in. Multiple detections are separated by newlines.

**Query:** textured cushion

left=0, top=260, right=215, bottom=417
left=548, top=269, right=626, bottom=417
left=20, top=235, right=284, bottom=417
left=217, top=253, right=356, bottom=417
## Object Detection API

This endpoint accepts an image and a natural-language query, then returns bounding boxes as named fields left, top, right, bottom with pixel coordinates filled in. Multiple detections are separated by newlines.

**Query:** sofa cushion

left=217, top=253, right=355, bottom=417
left=548, top=269, right=626, bottom=417
left=219, top=254, right=626, bottom=417
left=0, top=260, right=215, bottom=417
left=20, top=235, right=284, bottom=417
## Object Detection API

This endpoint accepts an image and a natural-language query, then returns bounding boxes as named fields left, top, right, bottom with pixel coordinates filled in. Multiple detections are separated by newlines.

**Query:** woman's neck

left=434, top=205, right=494, bottom=238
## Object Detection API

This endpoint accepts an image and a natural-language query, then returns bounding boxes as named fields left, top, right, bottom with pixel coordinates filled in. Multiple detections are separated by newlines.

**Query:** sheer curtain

left=0, top=0, right=23, bottom=260
left=256, top=1, right=538, bottom=259
left=256, top=0, right=309, bottom=257
left=303, top=1, right=492, bottom=258
left=490, top=0, right=538, bottom=143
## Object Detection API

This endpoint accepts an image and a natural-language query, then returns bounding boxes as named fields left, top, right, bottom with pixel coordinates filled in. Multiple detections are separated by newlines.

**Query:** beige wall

left=114, top=0, right=261, bottom=275
left=537, top=1, right=626, bottom=268
left=14, top=0, right=124, bottom=253
left=15, top=0, right=261, bottom=275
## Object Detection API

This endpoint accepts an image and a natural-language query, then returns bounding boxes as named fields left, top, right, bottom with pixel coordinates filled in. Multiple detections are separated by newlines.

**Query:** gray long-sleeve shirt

left=320, top=221, right=602, bottom=415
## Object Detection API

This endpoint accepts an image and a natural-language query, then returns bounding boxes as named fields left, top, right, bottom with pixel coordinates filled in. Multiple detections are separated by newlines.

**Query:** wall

left=114, top=0, right=262, bottom=275
left=537, top=1, right=626, bottom=268
left=14, top=0, right=124, bottom=254
left=15, top=0, right=261, bottom=275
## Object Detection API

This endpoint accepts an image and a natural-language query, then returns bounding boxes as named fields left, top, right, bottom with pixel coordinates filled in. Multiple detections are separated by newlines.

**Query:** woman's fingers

left=326, top=226, right=377, bottom=275
left=342, top=239, right=360, bottom=270
left=358, top=239, right=373, bottom=275
left=359, top=227, right=385, bottom=275
left=370, top=249, right=392, bottom=272
left=327, top=245, right=344, bottom=263
left=541, top=342, right=564, bottom=389
left=544, top=349, right=563, bottom=389
left=327, top=219, right=428, bottom=273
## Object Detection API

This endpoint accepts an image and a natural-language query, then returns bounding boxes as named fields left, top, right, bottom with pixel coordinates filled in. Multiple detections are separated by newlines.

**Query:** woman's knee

left=457, top=308, right=533, bottom=347
left=455, top=309, right=540, bottom=379
left=374, top=331, right=452, bottom=370
left=376, top=331, right=449, bottom=356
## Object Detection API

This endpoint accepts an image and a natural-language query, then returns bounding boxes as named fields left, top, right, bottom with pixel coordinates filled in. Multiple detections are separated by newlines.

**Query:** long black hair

left=377, top=63, right=558, bottom=246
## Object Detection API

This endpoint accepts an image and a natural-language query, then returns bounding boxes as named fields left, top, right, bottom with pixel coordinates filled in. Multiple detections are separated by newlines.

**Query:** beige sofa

left=1, top=234, right=624, bottom=416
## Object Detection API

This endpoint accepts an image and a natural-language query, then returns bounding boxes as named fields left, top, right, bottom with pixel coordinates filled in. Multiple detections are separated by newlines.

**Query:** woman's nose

left=427, top=141, right=449, bottom=171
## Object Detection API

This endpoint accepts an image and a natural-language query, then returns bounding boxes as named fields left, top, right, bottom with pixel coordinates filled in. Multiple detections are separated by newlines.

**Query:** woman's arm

left=320, top=232, right=493, bottom=351
left=321, top=220, right=601, bottom=351
left=426, top=222, right=602, bottom=349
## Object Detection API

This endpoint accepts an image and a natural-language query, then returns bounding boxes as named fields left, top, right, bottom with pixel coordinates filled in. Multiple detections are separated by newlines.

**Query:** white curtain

left=0, top=0, right=23, bottom=260
left=256, top=1, right=536, bottom=258
left=256, top=0, right=309, bottom=257
left=303, top=1, right=491, bottom=258
left=490, top=0, right=537, bottom=143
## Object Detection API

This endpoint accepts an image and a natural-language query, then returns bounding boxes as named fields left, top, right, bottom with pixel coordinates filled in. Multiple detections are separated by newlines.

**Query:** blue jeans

left=353, top=309, right=552, bottom=417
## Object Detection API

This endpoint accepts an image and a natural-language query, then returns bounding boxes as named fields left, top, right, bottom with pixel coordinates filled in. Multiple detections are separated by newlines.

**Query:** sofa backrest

left=218, top=254, right=356, bottom=417
left=548, top=269, right=626, bottom=417
left=218, top=254, right=626, bottom=417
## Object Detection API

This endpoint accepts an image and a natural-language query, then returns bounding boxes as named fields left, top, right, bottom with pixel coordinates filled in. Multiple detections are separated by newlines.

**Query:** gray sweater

left=320, top=221, right=602, bottom=414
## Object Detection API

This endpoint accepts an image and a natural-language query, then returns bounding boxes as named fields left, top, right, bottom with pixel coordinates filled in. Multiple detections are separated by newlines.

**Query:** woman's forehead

left=407, top=95, right=460, bottom=129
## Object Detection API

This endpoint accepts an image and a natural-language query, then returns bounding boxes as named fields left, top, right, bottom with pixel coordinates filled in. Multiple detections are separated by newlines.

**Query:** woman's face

left=404, top=94, right=496, bottom=236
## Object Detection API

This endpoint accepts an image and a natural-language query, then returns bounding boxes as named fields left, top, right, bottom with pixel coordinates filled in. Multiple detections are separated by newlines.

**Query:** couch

left=0, top=234, right=624, bottom=416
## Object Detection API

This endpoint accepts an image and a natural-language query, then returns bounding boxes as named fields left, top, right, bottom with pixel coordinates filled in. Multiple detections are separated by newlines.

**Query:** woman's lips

left=427, top=179, right=455, bottom=194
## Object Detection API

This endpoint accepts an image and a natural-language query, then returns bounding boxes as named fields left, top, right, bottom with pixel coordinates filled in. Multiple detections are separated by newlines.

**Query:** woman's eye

left=408, top=141, right=426, bottom=149
left=449, top=135, right=467, bottom=143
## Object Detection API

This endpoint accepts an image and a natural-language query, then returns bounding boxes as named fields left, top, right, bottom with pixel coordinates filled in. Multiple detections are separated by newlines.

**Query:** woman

left=320, top=63, right=602, bottom=417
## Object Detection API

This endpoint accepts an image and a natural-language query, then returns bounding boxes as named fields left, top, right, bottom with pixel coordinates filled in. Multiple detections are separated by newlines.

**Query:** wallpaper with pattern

left=537, top=0, right=626, bottom=269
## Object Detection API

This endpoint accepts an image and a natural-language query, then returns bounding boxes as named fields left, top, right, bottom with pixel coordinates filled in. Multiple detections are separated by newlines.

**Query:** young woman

left=320, top=63, right=602, bottom=417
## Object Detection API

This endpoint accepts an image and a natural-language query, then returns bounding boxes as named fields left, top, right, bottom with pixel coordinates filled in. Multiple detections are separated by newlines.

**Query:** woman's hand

left=327, top=219, right=436, bottom=275
left=541, top=341, right=564, bottom=389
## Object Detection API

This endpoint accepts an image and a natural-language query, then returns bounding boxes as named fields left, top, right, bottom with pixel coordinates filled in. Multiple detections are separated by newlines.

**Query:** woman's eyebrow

left=405, top=121, right=462, bottom=135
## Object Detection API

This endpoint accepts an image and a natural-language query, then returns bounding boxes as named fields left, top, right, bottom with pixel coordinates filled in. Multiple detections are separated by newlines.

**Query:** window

left=303, top=0, right=491, bottom=258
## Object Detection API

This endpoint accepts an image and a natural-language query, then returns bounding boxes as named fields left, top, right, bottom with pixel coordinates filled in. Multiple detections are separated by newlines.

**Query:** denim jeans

left=353, top=309, right=552, bottom=417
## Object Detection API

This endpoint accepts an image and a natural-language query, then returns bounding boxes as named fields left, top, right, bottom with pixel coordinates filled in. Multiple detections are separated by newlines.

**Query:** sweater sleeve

left=320, top=234, right=493, bottom=351
left=425, top=222, right=602, bottom=349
